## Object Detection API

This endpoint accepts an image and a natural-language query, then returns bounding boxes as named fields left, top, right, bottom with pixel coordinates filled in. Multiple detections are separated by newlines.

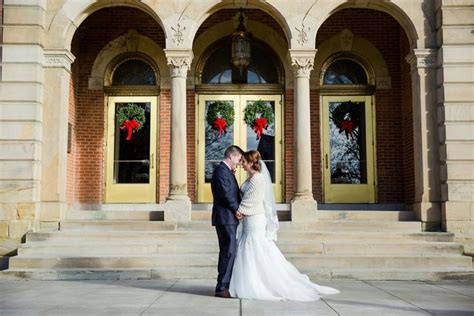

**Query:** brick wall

left=400, top=31, right=415, bottom=204
left=158, top=90, right=171, bottom=203
left=186, top=90, right=197, bottom=201
left=314, top=8, right=412, bottom=203
left=284, top=90, right=295, bottom=202
left=195, top=9, right=282, bottom=40
left=67, top=7, right=165, bottom=203
left=310, top=91, right=323, bottom=202
left=67, top=7, right=414, bottom=205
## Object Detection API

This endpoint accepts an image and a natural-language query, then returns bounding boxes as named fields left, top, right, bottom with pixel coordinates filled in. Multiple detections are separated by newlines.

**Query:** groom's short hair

left=224, top=145, right=244, bottom=158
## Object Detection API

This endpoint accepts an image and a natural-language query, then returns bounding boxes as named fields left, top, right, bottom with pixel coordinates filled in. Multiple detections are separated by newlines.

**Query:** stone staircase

left=1, top=208, right=473, bottom=281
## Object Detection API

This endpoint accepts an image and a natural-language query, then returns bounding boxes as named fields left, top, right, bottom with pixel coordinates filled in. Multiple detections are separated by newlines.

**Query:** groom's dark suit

left=211, top=161, right=241, bottom=292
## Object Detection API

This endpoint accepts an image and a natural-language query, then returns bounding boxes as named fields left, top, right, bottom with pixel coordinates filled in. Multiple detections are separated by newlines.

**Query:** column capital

left=164, top=49, right=193, bottom=78
left=288, top=49, right=317, bottom=78
left=405, top=49, right=438, bottom=69
left=44, top=49, right=76, bottom=72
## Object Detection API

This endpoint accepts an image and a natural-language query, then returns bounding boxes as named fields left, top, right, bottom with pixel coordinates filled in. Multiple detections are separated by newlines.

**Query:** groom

left=211, top=145, right=244, bottom=298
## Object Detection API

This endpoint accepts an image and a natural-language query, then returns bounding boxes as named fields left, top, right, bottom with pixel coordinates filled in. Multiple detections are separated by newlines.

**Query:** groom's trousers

left=215, top=224, right=238, bottom=292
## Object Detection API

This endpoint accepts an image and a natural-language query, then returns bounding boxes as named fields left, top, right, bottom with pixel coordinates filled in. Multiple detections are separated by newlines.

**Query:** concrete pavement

left=0, top=279, right=472, bottom=315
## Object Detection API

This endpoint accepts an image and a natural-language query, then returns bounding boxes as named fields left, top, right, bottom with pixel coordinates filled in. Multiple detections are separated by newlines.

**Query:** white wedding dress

left=229, top=162, right=339, bottom=301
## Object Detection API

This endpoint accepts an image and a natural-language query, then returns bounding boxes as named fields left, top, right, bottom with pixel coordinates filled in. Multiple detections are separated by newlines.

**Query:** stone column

left=437, top=1, right=474, bottom=240
left=40, top=49, right=75, bottom=229
left=406, top=49, right=441, bottom=231
left=163, top=49, right=193, bottom=221
left=289, top=49, right=318, bottom=221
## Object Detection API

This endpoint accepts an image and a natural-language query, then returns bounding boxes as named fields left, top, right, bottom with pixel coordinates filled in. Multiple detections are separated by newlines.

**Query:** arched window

left=201, top=42, right=280, bottom=84
left=112, top=59, right=157, bottom=86
left=323, top=59, right=368, bottom=85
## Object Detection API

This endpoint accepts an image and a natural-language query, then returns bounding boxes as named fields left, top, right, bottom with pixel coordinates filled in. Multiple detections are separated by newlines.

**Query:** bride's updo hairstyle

left=243, top=150, right=262, bottom=172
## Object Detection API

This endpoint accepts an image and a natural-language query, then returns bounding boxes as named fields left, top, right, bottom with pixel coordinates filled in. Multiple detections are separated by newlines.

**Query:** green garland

left=243, top=100, right=274, bottom=126
left=206, top=101, right=235, bottom=128
left=116, top=103, right=146, bottom=131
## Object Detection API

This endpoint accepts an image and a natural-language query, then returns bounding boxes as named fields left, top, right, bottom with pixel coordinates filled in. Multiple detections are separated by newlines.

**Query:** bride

left=229, top=150, right=340, bottom=301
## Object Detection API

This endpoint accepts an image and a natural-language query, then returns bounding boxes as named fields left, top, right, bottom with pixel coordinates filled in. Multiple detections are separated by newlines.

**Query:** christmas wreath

left=330, top=101, right=360, bottom=140
left=116, top=103, right=146, bottom=141
left=243, top=100, right=274, bottom=139
left=206, top=101, right=235, bottom=137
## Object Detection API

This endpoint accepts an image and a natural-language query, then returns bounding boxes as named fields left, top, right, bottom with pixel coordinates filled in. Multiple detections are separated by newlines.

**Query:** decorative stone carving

left=44, top=50, right=75, bottom=72
left=295, top=23, right=310, bottom=46
left=339, top=29, right=353, bottom=51
left=406, top=49, right=438, bottom=69
left=165, top=50, right=193, bottom=78
left=125, top=29, right=139, bottom=51
left=289, top=49, right=317, bottom=78
left=233, top=10, right=248, bottom=29
left=171, top=23, right=186, bottom=46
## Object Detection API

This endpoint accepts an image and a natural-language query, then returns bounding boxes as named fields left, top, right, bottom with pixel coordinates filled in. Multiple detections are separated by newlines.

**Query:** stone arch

left=192, top=20, right=290, bottom=87
left=189, top=1, right=291, bottom=47
left=312, top=30, right=391, bottom=90
left=89, top=30, right=169, bottom=90
left=46, top=0, right=166, bottom=51
left=310, top=0, right=422, bottom=49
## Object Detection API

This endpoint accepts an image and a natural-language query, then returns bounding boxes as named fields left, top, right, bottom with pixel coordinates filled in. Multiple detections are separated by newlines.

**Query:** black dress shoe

left=215, top=289, right=231, bottom=298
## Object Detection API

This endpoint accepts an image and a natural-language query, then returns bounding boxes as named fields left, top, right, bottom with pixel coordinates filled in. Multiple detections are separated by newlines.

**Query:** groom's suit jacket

left=211, top=162, right=241, bottom=226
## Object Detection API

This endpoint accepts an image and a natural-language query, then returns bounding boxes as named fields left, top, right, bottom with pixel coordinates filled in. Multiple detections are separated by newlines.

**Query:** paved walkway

left=0, top=279, right=472, bottom=315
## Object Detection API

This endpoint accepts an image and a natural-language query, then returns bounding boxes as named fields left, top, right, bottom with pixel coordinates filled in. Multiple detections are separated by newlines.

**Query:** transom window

left=323, top=59, right=368, bottom=85
left=201, top=42, right=280, bottom=84
left=112, top=59, right=156, bottom=86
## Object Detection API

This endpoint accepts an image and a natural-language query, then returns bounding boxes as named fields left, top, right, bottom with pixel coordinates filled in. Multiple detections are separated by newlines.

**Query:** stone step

left=456, top=238, right=474, bottom=257
left=2, top=267, right=473, bottom=281
left=16, top=241, right=464, bottom=256
left=59, top=220, right=422, bottom=233
left=8, top=254, right=472, bottom=269
left=67, top=210, right=164, bottom=221
left=191, top=210, right=417, bottom=222
left=26, top=231, right=455, bottom=243
left=67, top=210, right=417, bottom=222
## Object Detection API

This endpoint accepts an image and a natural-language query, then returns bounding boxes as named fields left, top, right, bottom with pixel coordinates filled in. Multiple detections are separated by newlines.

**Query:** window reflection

left=112, top=59, right=156, bottom=86
left=202, top=42, right=279, bottom=84
left=323, top=59, right=367, bottom=85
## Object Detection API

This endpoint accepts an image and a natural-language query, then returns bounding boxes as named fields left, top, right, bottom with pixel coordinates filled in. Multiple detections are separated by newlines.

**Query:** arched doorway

left=195, top=38, right=285, bottom=202
left=67, top=6, right=166, bottom=204
left=320, top=57, right=376, bottom=203
left=313, top=8, right=413, bottom=206
left=104, top=56, right=159, bottom=203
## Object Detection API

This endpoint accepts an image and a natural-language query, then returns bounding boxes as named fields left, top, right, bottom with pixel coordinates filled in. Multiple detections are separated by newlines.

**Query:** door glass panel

left=328, top=101, right=367, bottom=184
left=113, top=102, right=151, bottom=183
left=204, top=100, right=235, bottom=183
left=245, top=100, right=276, bottom=182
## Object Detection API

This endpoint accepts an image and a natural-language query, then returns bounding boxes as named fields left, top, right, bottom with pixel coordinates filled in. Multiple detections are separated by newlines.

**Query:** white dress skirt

left=229, top=213, right=340, bottom=301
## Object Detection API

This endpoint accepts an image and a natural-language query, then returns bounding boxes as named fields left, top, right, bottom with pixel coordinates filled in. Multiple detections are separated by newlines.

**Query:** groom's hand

left=235, top=211, right=243, bottom=220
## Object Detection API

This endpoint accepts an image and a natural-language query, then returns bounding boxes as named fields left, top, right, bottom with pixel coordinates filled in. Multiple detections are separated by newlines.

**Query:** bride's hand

left=235, top=211, right=243, bottom=220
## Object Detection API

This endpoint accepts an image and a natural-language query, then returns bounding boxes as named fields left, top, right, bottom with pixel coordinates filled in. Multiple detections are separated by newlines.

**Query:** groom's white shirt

left=223, top=160, right=232, bottom=171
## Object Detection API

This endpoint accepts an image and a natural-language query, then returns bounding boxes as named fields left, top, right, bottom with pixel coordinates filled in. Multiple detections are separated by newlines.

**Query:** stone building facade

left=0, top=0, right=473, bottom=243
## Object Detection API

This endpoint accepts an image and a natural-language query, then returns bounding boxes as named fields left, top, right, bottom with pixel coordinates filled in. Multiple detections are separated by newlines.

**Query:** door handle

left=150, top=153, right=154, bottom=169
left=325, top=154, right=328, bottom=169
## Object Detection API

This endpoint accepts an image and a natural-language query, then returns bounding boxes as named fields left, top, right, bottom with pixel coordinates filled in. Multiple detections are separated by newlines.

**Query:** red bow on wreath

left=339, top=118, right=355, bottom=140
left=212, top=117, right=228, bottom=136
left=253, top=117, right=267, bottom=140
left=120, top=119, right=141, bottom=141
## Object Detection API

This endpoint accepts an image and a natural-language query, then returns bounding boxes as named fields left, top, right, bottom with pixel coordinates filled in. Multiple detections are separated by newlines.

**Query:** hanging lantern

left=231, top=9, right=251, bottom=74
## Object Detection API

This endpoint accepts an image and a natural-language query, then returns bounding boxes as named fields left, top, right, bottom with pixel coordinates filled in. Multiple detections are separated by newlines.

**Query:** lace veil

left=259, top=160, right=279, bottom=241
